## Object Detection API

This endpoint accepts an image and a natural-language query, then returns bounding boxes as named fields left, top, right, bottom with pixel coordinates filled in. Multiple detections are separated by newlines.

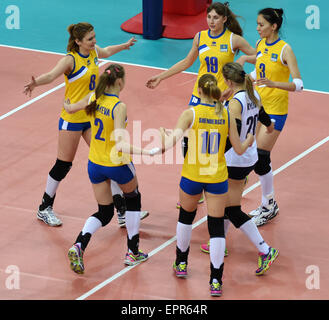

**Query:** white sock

left=259, top=170, right=274, bottom=207
left=240, top=220, right=270, bottom=254
left=176, top=222, right=192, bottom=253
left=82, top=216, right=102, bottom=235
left=125, top=211, right=140, bottom=240
left=111, top=180, right=122, bottom=196
left=45, top=174, right=60, bottom=198
left=209, top=237, right=226, bottom=269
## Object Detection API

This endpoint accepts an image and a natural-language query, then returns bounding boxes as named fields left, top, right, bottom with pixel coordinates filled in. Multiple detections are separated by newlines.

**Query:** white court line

left=76, top=134, right=329, bottom=300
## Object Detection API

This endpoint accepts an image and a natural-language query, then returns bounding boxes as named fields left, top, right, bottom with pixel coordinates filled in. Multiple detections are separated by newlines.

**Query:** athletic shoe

left=173, top=261, right=188, bottom=278
left=255, top=247, right=279, bottom=276
left=200, top=242, right=229, bottom=257
left=118, top=211, right=149, bottom=228
left=250, top=201, right=279, bottom=226
left=210, top=280, right=222, bottom=297
left=68, top=244, right=84, bottom=274
left=176, top=194, right=205, bottom=209
left=37, top=206, right=62, bottom=227
left=124, top=250, right=148, bottom=266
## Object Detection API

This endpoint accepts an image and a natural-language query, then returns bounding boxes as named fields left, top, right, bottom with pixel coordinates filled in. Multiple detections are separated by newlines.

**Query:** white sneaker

left=37, top=206, right=62, bottom=227
left=118, top=210, right=149, bottom=228
left=251, top=201, right=279, bottom=227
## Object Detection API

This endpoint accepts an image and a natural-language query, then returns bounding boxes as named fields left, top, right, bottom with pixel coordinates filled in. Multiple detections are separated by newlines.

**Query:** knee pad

left=207, top=216, right=225, bottom=238
left=49, top=159, right=72, bottom=181
left=179, top=207, right=197, bottom=225
left=225, top=206, right=250, bottom=229
left=181, top=137, right=189, bottom=158
left=92, top=203, right=114, bottom=227
left=254, top=149, right=271, bottom=176
left=123, top=189, right=141, bottom=211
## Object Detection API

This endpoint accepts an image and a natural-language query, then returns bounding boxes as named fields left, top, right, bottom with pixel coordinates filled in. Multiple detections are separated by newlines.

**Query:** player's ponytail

left=67, top=22, right=94, bottom=52
left=222, top=62, right=260, bottom=108
left=198, top=74, right=224, bottom=117
left=86, top=64, right=125, bottom=116
left=207, top=2, right=243, bottom=36
left=258, top=8, right=284, bottom=32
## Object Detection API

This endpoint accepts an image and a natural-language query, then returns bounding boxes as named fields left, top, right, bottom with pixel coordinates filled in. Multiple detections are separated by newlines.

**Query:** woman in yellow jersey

left=200, top=63, right=279, bottom=276
left=146, top=2, right=255, bottom=102
left=159, top=73, right=254, bottom=297
left=63, top=64, right=159, bottom=273
left=239, top=8, right=303, bottom=226
left=146, top=2, right=255, bottom=207
left=23, top=23, right=139, bottom=227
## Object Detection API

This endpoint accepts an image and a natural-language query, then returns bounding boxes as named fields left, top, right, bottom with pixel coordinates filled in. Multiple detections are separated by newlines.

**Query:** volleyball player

left=200, top=63, right=279, bottom=275
left=24, top=23, right=148, bottom=227
left=63, top=64, right=159, bottom=273
left=239, top=8, right=303, bottom=226
left=159, top=73, right=253, bottom=296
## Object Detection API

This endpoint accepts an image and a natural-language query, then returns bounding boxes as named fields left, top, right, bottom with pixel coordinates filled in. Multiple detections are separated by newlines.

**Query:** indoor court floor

left=0, top=0, right=328, bottom=301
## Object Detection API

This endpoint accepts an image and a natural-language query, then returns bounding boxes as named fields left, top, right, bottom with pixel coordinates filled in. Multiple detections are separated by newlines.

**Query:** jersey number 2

left=94, top=118, right=105, bottom=141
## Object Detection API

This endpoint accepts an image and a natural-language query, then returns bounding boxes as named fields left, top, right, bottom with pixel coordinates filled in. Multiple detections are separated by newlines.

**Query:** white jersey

left=225, top=90, right=259, bottom=167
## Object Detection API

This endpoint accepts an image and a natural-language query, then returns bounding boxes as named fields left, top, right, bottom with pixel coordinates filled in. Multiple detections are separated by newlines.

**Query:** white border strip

left=76, top=134, right=329, bottom=300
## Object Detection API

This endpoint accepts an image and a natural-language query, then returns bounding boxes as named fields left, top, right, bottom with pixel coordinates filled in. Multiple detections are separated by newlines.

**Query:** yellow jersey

left=192, top=29, right=235, bottom=98
left=88, top=93, right=131, bottom=167
left=181, top=103, right=229, bottom=183
left=255, top=38, right=290, bottom=115
left=61, top=49, right=99, bottom=123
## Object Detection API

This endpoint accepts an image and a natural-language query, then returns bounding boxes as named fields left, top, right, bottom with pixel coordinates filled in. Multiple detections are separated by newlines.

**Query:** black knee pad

left=225, top=206, right=250, bottom=229
left=49, top=159, right=72, bottom=181
left=92, top=203, right=114, bottom=227
left=181, top=137, right=189, bottom=158
left=254, top=149, right=271, bottom=176
left=207, top=216, right=225, bottom=238
left=178, top=207, right=197, bottom=225
left=123, top=189, right=141, bottom=211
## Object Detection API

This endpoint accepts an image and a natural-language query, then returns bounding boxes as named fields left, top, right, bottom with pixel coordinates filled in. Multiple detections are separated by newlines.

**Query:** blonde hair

left=67, top=22, right=94, bottom=52
left=198, top=74, right=224, bottom=117
left=222, top=62, right=260, bottom=108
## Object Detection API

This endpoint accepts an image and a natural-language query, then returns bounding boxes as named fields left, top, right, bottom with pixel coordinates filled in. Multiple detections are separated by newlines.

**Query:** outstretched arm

left=23, top=55, right=74, bottom=96
left=96, top=37, right=137, bottom=59
left=146, top=32, right=199, bottom=89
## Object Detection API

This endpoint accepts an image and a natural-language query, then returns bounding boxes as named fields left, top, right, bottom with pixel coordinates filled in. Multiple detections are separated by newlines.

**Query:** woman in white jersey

left=201, top=62, right=279, bottom=275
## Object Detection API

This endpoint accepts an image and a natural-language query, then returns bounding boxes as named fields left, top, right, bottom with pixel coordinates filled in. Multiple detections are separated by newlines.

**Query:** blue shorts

left=268, top=114, right=288, bottom=131
left=188, top=94, right=200, bottom=106
left=180, top=176, right=228, bottom=195
left=58, top=117, right=91, bottom=132
left=88, top=160, right=135, bottom=184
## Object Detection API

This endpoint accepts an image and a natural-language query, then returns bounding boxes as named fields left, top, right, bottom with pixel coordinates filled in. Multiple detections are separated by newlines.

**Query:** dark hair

left=222, top=62, right=260, bottom=108
left=85, top=64, right=125, bottom=116
left=258, top=8, right=284, bottom=32
left=198, top=74, right=224, bottom=117
left=67, top=22, right=94, bottom=52
left=207, top=2, right=243, bottom=36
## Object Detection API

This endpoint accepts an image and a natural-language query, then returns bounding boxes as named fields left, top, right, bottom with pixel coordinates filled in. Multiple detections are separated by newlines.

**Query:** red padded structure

left=121, top=0, right=212, bottom=39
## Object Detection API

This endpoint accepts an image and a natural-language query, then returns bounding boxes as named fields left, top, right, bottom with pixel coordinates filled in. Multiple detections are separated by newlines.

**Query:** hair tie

left=106, top=69, right=111, bottom=75
left=273, top=9, right=279, bottom=18
left=240, top=70, right=246, bottom=77
left=114, top=67, right=120, bottom=73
